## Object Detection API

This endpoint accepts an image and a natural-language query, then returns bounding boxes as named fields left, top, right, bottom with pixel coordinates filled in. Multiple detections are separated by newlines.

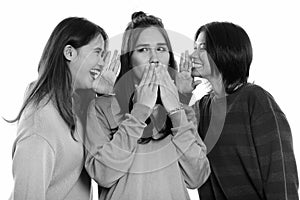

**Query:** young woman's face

left=70, top=34, right=105, bottom=90
left=191, top=31, right=212, bottom=79
left=130, top=27, right=170, bottom=82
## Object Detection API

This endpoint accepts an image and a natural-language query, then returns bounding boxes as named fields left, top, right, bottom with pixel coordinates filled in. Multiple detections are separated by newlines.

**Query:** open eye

left=157, top=46, right=168, bottom=52
left=136, top=48, right=149, bottom=53
left=199, top=43, right=206, bottom=50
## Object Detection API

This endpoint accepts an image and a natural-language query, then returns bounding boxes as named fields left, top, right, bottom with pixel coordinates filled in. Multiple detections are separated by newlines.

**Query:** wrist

left=167, top=103, right=184, bottom=116
left=131, top=103, right=152, bottom=123
left=169, top=109, right=188, bottom=128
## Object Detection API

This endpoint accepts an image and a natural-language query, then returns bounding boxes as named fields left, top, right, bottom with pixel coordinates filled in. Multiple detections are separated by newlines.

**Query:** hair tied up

left=131, top=11, right=147, bottom=22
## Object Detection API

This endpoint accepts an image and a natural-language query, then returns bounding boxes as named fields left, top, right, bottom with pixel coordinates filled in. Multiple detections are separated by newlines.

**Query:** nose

left=149, top=49, right=159, bottom=64
left=97, top=54, right=105, bottom=66
left=190, top=50, right=198, bottom=60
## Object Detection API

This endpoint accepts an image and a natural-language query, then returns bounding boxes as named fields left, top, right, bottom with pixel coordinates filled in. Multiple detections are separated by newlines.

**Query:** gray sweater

left=84, top=96, right=210, bottom=200
left=11, top=98, right=92, bottom=200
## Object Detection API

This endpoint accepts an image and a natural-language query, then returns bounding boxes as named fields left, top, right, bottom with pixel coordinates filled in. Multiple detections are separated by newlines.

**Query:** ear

left=63, top=45, right=77, bottom=61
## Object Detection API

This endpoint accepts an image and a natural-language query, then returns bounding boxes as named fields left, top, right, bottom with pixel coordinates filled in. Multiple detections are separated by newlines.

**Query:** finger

left=155, top=65, right=161, bottom=84
left=108, top=50, right=118, bottom=71
left=113, top=55, right=120, bottom=75
left=139, top=65, right=150, bottom=87
left=161, top=68, right=171, bottom=90
left=188, top=55, right=193, bottom=72
left=153, top=83, right=158, bottom=95
left=192, top=79, right=202, bottom=88
left=179, top=52, right=184, bottom=72
left=150, top=68, right=157, bottom=92
left=145, top=63, right=155, bottom=85
left=184, top=50, right=189, bottom=70
left=104, top=51, right=111, bottom=68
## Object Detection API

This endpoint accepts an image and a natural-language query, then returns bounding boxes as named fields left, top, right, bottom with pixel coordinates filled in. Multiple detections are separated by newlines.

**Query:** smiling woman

left=178, top=21, right=299, bottom=200
left=6, top=17, right=109, bottom=200
left=67, top=34, right=106, bottom=89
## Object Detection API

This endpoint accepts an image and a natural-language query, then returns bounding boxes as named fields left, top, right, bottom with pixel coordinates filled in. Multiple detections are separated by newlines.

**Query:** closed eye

left=94, top=48, right=104, bottom=57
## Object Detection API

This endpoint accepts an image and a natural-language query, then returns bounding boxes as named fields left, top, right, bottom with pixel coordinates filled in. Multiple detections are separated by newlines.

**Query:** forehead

left=88, top=34, right=105, bottom=49
left=135, top=27, right=166, bottom=45
left=195, top=31, right=206, bottom=45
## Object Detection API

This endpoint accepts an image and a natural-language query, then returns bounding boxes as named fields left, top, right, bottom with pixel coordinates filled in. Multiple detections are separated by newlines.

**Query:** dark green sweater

left=194, top=83, right=298, bottom=200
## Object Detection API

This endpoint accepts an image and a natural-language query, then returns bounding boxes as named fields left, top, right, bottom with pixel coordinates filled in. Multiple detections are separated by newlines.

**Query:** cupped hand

left=92, top=50, right=120, bottom=95
left=175, top=50, right=201, bottom=94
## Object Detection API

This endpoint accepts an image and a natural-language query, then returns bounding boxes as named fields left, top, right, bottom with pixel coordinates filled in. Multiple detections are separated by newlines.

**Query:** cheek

left=200, top=53, right=210, bottom=70
left=132, top=65, right=144, bottom=80
left=158, top=53, right=170, bottom=65
left=131, top=53, right=148, bottom=67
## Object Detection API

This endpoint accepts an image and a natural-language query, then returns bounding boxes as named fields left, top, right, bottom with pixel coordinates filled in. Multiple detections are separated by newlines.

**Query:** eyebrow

left=94, top=47, right=103, bottom=51
left=135, top=43, right=168, bottom=48
left=195, top=42, right=206, bottom=45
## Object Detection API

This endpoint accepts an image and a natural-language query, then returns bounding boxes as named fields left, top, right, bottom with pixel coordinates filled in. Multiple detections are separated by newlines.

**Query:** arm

left=252, top=111, right=299, bottom=199
left=12, top=135, right=55, bottom=200
left=170, top=106, right=210, bottom=189
left=84, top=96, right=151, bottom=188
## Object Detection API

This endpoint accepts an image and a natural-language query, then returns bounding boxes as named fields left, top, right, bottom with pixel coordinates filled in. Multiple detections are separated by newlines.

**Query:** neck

left=207, top=75, right=226, bottom=98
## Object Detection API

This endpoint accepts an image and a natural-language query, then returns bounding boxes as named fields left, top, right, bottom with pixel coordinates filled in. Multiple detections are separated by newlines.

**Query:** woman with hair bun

left=84, top=11, right=210, bottom=200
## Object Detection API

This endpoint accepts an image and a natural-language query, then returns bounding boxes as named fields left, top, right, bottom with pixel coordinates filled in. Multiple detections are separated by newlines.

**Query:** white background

left=0, top=0, right=299, bottom=199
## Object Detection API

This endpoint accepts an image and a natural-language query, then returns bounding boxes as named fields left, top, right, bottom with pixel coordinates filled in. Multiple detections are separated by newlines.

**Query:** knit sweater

left=84, top=96, right=210, bottom=200
left=10, top=98, right=92, bottom=200
left=194, top=83, right=299, bottom=200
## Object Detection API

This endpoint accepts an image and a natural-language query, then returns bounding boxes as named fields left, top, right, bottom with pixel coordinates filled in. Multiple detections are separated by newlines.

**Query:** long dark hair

left=195, top=22, right=252, bottom=94
left=115, top=11, right=177, bottom=144
left=7, top=17, right=108, bottom=140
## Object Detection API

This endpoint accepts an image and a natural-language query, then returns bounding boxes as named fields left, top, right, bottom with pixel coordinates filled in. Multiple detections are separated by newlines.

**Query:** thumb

left=192, top=80, right=202, bottom=88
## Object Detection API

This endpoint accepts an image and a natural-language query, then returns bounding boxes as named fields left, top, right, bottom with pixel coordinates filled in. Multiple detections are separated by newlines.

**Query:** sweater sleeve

left=170, top=106, right=211, bottom=189
left=84, top=96, right=151, bottom=188
left=12, top=135, right=55, bottom=200
left=251, top=91, right=299, bottom=199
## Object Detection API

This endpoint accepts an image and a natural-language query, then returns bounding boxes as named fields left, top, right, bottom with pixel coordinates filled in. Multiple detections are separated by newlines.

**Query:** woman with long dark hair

left=84, top=11, right=210, bottom=200
left=8, top=17, right=119, bottom=200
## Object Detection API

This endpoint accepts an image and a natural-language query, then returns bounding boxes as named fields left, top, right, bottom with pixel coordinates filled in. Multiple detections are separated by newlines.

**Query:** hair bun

left=131, top=11, right=147, bottom=21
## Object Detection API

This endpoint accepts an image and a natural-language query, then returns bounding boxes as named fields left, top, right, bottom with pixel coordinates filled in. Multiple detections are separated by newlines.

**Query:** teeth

left=192, top=62, right=203, bottom=68
left=90, top=69, right=101, bottom=80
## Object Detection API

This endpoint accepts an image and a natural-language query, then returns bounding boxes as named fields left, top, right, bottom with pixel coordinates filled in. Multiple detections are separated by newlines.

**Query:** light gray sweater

left=84, top=96, right=210, bottom=200
left=10, top=98, right=92, bottom=200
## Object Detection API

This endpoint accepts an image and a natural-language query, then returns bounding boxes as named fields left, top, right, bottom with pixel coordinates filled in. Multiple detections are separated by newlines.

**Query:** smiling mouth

left=90, top=68, right=101, bottom=80
left=192, top=61, right=203, bottom=68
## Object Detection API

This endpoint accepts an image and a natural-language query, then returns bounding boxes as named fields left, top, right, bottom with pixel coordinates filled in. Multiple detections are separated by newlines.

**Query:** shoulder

left=13, top=134, right=55, bottom=156
left=239, top=83, right=284, bottom=116
left=17, top=99, right=69, bottom=149
left=241, top=83, right=273, bottom=98
left=240, top=83, right=276, bottom=105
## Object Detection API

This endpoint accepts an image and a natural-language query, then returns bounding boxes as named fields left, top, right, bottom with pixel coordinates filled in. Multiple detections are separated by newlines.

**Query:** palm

left=93, top=71, right=116, bottom=94
left=175, top=71, right=193, bottom=94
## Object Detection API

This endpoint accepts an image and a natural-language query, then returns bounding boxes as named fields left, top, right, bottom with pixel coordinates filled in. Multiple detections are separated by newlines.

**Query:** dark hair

left=115, top=11, right=176, bottom=144
left=8, top=17, right=108, bottom=140
left=195, top=22, right=252, bottom=94
left=118, top=11, right=176, bottom=80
